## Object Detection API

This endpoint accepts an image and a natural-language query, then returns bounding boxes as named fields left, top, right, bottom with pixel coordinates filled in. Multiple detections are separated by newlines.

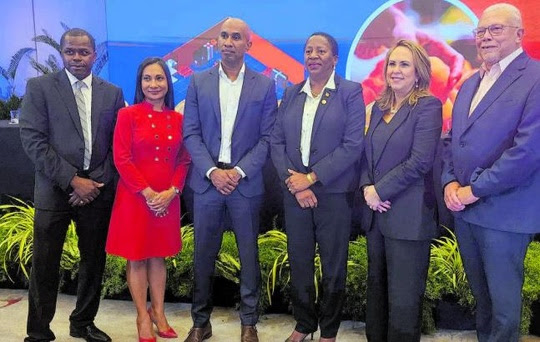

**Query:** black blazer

left=361, top=96, right=442, bottom=240
left=20, top=70, right=125, bottom=210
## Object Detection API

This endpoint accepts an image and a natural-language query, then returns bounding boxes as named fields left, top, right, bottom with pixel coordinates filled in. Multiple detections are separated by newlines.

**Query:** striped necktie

left=74, top=80, right=91, bottom=169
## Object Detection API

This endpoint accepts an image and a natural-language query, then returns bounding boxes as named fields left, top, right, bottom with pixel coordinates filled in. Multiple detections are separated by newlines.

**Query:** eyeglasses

left=473, top=24, right=521, bottom=38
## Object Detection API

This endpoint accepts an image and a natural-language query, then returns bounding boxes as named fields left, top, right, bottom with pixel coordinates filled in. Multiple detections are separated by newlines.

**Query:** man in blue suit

left=182, top=17, right=277, bottom=342
left=442, top=4, right=540, bottom=341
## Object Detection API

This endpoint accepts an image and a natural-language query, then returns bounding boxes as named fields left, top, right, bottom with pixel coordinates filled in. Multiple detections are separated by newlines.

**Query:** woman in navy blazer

left=360, top=40, right=442, bottom=342
left=271, top=32, right=364, bottom=342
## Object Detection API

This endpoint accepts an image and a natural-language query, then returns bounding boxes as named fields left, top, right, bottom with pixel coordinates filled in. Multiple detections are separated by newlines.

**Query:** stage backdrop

left=1, top=0, right=540, bottom=131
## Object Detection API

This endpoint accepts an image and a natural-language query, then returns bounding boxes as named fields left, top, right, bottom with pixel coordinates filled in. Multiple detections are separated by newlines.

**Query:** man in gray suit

left=20, top=28, right=124, bottom=342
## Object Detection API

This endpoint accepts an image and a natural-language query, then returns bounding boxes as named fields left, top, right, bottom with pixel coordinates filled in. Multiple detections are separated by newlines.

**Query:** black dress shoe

left=70, top=324, right=112, bottom=342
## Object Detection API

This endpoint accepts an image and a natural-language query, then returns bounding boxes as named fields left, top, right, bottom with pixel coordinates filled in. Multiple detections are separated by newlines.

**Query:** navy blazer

left=442, top=52, right=540, bottom=234
left=183, top=65, right=277, bottom=197
left=20, top=70, right=125, bottom=210
left=361, top=96, right=442, bottom=241
left=271, top=75, right=365, bottom=194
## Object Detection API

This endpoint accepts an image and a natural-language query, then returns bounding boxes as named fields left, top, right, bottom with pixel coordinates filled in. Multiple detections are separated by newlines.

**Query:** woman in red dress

left=106, top=57, right=190, bottom=342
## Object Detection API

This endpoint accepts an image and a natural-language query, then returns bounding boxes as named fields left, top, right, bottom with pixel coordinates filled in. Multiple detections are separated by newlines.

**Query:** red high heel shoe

left=147, top=307, right=178, bottom=338
left=137, top=317, right=156, bottom=342
left=139, top=337, right=156, bottom=342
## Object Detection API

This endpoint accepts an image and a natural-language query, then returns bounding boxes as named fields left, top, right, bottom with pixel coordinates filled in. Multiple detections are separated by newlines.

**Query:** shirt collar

left=479, top=47, right=523, bottom=78
left=65, top=68, right=93, bottom=88
left=301, top=70, right=336, bottom=97
left=218, top=62, right=245, bottom=81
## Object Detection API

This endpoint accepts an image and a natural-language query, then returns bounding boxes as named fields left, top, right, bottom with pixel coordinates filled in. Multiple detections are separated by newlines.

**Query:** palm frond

left=29, top=58, right=52, bottom=75
left=60, top=22, right=70, bottom=32
left=33, top=33, right=61, bottom=53
left=6, top=48, right=35, bottom=79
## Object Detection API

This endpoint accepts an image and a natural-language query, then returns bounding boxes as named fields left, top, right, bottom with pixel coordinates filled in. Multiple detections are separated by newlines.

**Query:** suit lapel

left=465, top=53, right=526, bottom=133
left=310, top=75, right=338, bottom=138
left=91, top=76, right=104, bottom=144
left=233, top=67, right=255, bottom=131
left=454, top=73, right=480, bottom=137
left=365, top=104, right=382, bottom=173
left=291, top=82, right=307, bottom=157
left=55, top=70, right=84, bottom=140
left=373, top=103, right=412, bottom=168
left=209, top=66, right=221, bottom=125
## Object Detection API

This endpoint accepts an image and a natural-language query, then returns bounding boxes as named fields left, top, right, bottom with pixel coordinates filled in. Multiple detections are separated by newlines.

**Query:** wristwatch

left=172, top=186, right=181, bottom=195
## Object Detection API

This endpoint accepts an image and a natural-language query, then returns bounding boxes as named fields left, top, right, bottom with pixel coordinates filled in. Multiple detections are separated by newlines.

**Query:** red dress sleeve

left=171, top=114, right=191, bottom=192
left=113, top=106, right=150, bottom=193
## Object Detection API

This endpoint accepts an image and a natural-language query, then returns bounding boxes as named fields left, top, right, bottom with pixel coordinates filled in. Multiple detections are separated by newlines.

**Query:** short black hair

left=134, top=57, right=175, bottom=109
left=305, top=32, right=339, bottom=56
left=60, top=28, right=96, bottom=51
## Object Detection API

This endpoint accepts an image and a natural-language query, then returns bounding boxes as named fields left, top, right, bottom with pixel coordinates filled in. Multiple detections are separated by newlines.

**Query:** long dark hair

left=134, top=57, right=175, bottom=109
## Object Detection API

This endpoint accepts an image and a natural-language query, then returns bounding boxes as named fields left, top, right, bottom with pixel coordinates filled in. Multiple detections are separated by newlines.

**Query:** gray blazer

left=20, top=70, right=124, bottom=210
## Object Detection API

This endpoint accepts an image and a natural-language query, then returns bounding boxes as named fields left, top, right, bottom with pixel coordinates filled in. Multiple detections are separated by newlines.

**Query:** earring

left=415, top=80, right=419, bottom=88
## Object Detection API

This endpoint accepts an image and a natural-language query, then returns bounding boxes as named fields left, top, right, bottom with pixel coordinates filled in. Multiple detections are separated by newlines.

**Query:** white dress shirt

left=300, top=71, right=336, bottom=166
left=206, top=63, right=246, bottom=178
left=66, top=69, right=93, bottom=169
left=469, top=47, right=523, bottom=115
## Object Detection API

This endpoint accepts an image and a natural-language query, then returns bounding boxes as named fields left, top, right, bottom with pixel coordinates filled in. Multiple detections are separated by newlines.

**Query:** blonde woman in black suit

left=360, top=39, right=442, bottom=342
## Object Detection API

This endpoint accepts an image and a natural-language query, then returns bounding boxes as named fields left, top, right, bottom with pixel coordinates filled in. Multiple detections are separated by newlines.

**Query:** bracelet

left=171, top=186, right=180, bottom=195
left=306, top=173, right=315, bottom=185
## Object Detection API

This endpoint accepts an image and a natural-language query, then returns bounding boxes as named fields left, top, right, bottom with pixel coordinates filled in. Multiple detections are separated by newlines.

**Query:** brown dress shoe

left=183, top=323, right=212, bottom=342
left=241, top=325, right=259, bottom=342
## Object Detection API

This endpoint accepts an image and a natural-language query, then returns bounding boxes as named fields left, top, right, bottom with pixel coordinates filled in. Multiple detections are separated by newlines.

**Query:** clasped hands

left=286, top=169, right=318, bottom=209
left=444, top=181, right=479, bottom=212
left=69, top=175, right=103, bottom=207
left=210, top=168, right=241, bottom=195
left=141, top=187, right=176, bottom=217
left=363, top=185, right=391, bottom=213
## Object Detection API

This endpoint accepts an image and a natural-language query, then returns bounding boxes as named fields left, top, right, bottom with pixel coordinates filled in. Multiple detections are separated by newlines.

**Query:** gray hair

left=483, top=3, right=523, bottom=27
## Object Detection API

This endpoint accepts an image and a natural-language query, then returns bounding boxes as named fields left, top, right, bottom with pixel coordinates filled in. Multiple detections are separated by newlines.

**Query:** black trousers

left=25, top=203, right=111, bottom=342
left=191, top=189, right=262, bottom=327
left=284, top=191, right=352, bottom=338
left=365, top=217, right=431, bottom=342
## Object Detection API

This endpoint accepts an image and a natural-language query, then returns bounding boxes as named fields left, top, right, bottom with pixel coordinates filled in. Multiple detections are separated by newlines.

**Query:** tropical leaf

left=60, top=22, right=70, bottom=32
left=33, top=31, right=61, bottom=53
left=6, top=48, right=35, bottom=79
left=45, top=54, right=61, bottom=73
left=93, top=42, right=109, bottom=75
left=29, top=58, right=52, bottom=75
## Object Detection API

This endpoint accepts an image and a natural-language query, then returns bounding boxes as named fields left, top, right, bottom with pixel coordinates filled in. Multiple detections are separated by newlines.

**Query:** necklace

left=389, top=107, right=398, bottom=115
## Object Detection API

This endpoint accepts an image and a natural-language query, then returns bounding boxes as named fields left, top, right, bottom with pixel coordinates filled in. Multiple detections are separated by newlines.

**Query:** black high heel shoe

left=284, top=330, right=314, bottom=342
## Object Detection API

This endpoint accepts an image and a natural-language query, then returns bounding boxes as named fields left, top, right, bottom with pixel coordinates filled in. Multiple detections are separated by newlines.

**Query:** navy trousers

left=455, top=217, right=532, bottom=342
left=284, top=191, right=352, bottom=338
left=191, top=188, right=262, bottom=327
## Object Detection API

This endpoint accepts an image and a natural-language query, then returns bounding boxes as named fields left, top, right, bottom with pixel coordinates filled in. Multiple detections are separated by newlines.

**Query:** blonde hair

left=376, top=39, right=432, bottom=111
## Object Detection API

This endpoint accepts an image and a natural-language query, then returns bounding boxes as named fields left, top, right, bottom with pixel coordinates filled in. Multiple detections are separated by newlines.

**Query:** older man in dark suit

left=442, top=4, right=540, bottom=341
left=20, top=28, right=124, bottom=342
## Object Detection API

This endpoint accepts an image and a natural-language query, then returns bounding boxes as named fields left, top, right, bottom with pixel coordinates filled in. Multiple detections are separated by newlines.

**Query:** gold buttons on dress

left=148, top=114, right=153, bottom=118
left=168, top=135, right=172, bottom=140
left=154, top=157, right=159, bottom=162
left=155, top=146, right=160, bottom=150
left=152, top=124, right=156, bottom=128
